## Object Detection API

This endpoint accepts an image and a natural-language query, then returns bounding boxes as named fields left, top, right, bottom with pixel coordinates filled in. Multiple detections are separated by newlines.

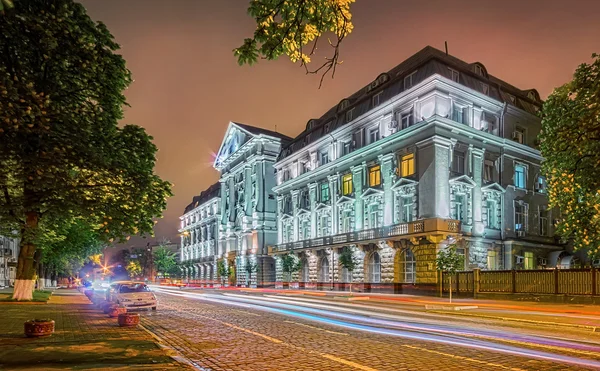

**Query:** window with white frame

left=452, top=104, right=465, bottom=124
left=301, top=259, right=309, bottom=282
left=341, top=266, right=352, bottom=283
left=401, top=110, right=414, bottom=129
left=283, top=221, right=293, bottom=243
left=398, top=248, right=416, bottom=283
left=301, top=218, right=311, bottom=240
left=452, top=151, right=465, bottom=174
left=484, top=160, right=495, bottom=182
left=319, top=215, right=330, bottom=237
left=320, top=151, right=329, bottom=166
left=449, top=68, right=460, bottom=83
left=486, top=251, right=498, bottom=270
left=341, top=141, right=352, bottom=156
left=320, top=182, right=330, bottom=203
left=341, top=210, right=352, bottom=233
left=300, top=161, right=309, bottom=175
left=484, top=200, right=498, bottom=229
left=452, top=194, right=466, bottom=222
left=514, top=163, right=526, bottom=189
left=401, top=195, right=413, bottom=223
left=372, top=91, right=383, bottom=107
left=318, top=256, right=329, bottom=282
left=368, top=127, right=380, bottom=144
left=481, top=111, right=497, bottom=134
left=345, top=107, right=355, bottom=123
left=404, top=71, right=417, bottom=90
left=538, top=207, right=549, bottom=236
left=368, top=203, right=380, bottom=229
left=513, top=126, right=526, bottom=144
left=535, top=175, right=546, bottom=193
left=368, top=252, right=381, bottom=283
left=515, top=202, right=528, bottom=232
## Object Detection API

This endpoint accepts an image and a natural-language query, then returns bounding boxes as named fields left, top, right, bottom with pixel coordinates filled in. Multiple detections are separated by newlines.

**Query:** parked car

left=106, top=281, right=132, bottom=302
left=112, top=282, right=157, bottom=310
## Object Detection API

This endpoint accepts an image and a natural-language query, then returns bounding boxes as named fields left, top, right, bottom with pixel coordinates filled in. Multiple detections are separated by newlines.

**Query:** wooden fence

left=442, top=268, right=599, bottom=296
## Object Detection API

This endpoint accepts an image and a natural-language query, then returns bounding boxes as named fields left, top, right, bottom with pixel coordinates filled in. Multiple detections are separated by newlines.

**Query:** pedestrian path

left=0, top=289, right=188, bottom=370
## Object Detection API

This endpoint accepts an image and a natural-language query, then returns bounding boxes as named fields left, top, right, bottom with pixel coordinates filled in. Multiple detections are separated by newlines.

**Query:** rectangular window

left=300, top=161, right=309, bottom=174
left=400, top=153, right=415, bottom=177
left=515, top=203, right=528, bottom=232
left=368, top=165, right=381, bottom=187
left=449, top=68, right=460, bottom=83
left=341, top=210, right=352, bottom=233
left=342, top=141, right=352, bottom=156
left=535, top=176, right=546, bottom=193
left=368, top=127, right=380, bottom=144
left=401, top=110, right=414, bottom=129
left=452, top=194, right=465, bottom=222
left=342, top=174, right=353, bottom=195
left=485, top=200, right=497, bottom=229
left=404, top=71, right=416, bottom=90
left=513, top=126, right=526, bottom=144
left=320, top=215, right=329, bottom=237
left=369, top=204, right=380, bottom=228
left=452, top=152, right=465, bottom=174
left=402, top=196, right=413, bottom=222
left=538, top=208, right=548, bottom=236
left=481, top=112, right=497, bottom=134
left=487, top=251, right=498, bottom=270
left=514, top=163, right=526, bottom=188
left=320, top=151, right=329, bottom=166
left=484, top=160, right=494, bottom=182
left=345, top=108, right=355, bottom=123
left=372, top=91, right=383, bottom=107
left=301, top=219, right=310, bottom=240
left=320, top=183, right=329, bottom=203
left=452, top=104, right=465, bottom=124
left=524, top=251, right=534, bottom=270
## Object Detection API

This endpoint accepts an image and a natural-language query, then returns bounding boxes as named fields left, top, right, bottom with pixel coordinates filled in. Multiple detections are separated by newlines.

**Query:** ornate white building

left=0, top=234, right=19, bottom=288
left=271, top=46, right=562, bottom=293
left=180, top=122, right=291, bottom=287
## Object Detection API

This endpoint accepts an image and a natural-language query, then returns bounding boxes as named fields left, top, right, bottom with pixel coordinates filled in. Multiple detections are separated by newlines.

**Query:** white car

left=113, top=282, right=157, bottom=310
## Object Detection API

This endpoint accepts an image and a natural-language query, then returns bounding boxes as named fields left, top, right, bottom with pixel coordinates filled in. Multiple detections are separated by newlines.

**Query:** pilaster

left=291, top=189, right=300, bottom=242
left=308, top=183, right=318, bottom=238
left=471, top=146, right=485, bottom=236
left=351, top=164, right=365, bottom=231
left=416, top=135, right=452, bottom=219
left=379, top=153, right=396, bottom=226
left=328, top=174, right=339, bottom=235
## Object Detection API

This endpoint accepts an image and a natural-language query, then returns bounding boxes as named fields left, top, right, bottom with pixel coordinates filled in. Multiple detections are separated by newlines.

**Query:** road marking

left=402, top=345, right=526, bottom=371
left=284, top=320, right=349, bottom=336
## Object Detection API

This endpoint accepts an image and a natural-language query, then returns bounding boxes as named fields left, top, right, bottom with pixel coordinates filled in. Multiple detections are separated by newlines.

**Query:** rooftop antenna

left=445, top=41, right=448, bottom=55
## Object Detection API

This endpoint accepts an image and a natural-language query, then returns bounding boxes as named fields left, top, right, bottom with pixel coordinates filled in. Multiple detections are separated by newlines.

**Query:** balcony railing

left=273, top=218, right=460, bottom=253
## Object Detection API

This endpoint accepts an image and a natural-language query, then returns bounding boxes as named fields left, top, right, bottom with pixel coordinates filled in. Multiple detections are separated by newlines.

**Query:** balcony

left=273, top=218, right=460, bottom=253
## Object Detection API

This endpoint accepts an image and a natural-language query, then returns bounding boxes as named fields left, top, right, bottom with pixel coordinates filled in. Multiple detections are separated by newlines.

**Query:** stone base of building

left=274, top=281, right=440, bottom=296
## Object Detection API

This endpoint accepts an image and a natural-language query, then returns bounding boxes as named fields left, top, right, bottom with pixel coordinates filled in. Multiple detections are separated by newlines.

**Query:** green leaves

left=540, top=53, right=600, bottom=260
left=338, top=246, right=357, bottom=272
left=436, top=244, right=463, bottom=275
left=153, top=244, right=177, bottom=274
left=281, top=252, right=301, bottom=274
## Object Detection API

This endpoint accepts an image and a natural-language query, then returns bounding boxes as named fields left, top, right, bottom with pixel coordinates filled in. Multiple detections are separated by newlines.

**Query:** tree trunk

left=13, top=213, right=39, bottom=300
left=449, top=275, right=453, bottom=304
left=37, top=263, right=45, bottom=292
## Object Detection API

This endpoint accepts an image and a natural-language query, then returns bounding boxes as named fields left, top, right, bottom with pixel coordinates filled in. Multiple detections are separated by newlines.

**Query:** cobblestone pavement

left=0, top=290, right=187, bottom=370
left=141, top=289, right=600, bottom=371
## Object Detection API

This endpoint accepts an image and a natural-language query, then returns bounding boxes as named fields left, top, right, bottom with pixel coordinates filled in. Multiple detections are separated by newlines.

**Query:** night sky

left=79, top=0, right=600, bottom=245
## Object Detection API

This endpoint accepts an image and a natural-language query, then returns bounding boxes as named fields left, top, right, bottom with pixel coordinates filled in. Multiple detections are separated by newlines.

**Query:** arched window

left=318, top=256, right=330, bottom=282
left=301, top=258, right=309, bottom=282
left=398, top=249, right=416, bottom=283
left=368, top=252, right=381, bottom=283
left=340, top=267, right=352, bottom=283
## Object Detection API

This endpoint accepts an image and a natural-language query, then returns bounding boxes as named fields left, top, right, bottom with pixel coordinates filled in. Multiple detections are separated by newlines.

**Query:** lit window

left=449, top=68, right=460, bottom=82
left=401, top=110, right=414, bottom=129
left=320, top=151, right=329, bottom=166
left=346, top=108, right=355, bottom=123
left=404, top=71, right=417, bottom=90
left=481, top=83, right=489, bottom=95
left=372, top=91, right=383, bottom=107
left=400, top=153, right=415, bottom=177
left=368, top=127, right=380, bottom=144
left=524, top=251, right=534, bottom=269
left=535, top=176, right=546, bottom=193
left=487, top=251, right=498, bottom=270
left=368, top=165, right=381, bottom=187
left=514, top=164, right=526, bottom=188
left=342, top=174, right=353, bottom=195
left=320, top=183, right=329, bottom=203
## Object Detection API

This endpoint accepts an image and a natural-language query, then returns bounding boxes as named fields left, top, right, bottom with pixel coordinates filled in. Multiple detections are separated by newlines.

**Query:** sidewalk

left=175, top=286, right=600, bottom=331
left=0, top=290, right=189, bottom=370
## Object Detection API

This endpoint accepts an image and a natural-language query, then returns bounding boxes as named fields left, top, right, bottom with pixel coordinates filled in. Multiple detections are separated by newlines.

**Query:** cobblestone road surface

left=140, top=289, right=600, bottom=371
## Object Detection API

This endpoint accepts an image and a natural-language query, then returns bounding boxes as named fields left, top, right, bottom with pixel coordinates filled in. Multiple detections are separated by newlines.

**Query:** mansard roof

left=183, top=181, right=221, bottom=214
left=278, top=45, right=543, bottom=161
left=234, top=122, right=293, bottom=143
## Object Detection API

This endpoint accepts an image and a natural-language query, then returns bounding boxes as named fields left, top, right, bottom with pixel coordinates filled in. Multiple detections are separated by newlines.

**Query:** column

left=219, top=178, right=228, bottom=225
left=351, top=163, right=365, bottom=231
left=276, top=195, right=284, bottom=244
left=228, top=175, right=235, bottom=223
left=291, top=190, right=300, bottom=242
left=244, top=164, right=253, bottom=216
left=379, top=153, right=395, bottom=226
left=471, top=146, right=485, bottom=236
left=256, top=161, right=265, bottom=212
left=416, top=136, right=452, bottom=218
left=328, top=174, right=339, bottom=235
left=308, top=183, right=318, bottom=238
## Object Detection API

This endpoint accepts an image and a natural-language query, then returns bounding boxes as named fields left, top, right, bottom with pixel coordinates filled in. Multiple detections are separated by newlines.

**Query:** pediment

left=391, top=177, right=418, bottom=190
left=482, top=182, right=506, bottom=193
left=337, top=196, right=355, bottom=204
left=280, top=213, right=292, bottom=220
left=297, top=208, right=310, bottom=215
left=315, top=202, right=331, bottom=211
left=214, top=122, right=254, bottom=169
left=361, top=187, right=384, bottom=198
left=449, top=174, right=476, bottom=187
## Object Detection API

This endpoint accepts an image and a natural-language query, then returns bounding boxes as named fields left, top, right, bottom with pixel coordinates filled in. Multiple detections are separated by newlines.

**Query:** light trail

left=154, top=287, right=600, bottom=369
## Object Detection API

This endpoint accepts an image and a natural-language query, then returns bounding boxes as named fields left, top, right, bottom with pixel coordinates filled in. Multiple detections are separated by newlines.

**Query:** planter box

left=24, top=320, right=55, bottom=337
left=108, top=306, right=127, bottom=318
left=118, top=313, right=140, bottom=327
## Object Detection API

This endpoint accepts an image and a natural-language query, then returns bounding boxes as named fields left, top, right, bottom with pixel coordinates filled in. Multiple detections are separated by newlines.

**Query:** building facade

left=271, top=46, right=564, bottom=292
left=0, top=234, right=19, bottom=287
left=180, top=122, right=291, bottom=287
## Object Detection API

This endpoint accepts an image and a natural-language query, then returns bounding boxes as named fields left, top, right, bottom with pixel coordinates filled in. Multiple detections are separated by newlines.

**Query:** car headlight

left=121, top=299, right=132, bottom=302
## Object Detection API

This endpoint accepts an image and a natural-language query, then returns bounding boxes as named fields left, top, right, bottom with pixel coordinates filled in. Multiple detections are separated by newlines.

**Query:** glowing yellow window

left=342, top=174, right=353, bottom=195
left=369, top=165, right=381, bottom=187
left=400, top=153, right=415, bottom=177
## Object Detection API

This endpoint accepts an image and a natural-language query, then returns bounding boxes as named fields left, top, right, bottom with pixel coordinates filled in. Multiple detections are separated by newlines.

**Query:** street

left=140, top=287, right=600, bottom=371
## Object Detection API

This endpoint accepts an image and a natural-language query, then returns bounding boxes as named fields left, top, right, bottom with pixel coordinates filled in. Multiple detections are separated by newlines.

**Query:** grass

left=0, top=290, right=53, bottom=302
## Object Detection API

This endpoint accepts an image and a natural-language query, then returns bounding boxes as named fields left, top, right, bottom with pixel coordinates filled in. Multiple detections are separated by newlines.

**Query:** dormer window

left=527, top=91, right=536, bottom=101
left=481, top=83, right=489, bottom=95
left=307, top=119, right=317, bottom=130
left=346, top=107, right=355, bottom=123
left=507, top=94, right=516, bottom=104
left=339, top=100, right=350, bottom=111
left=404, top=71, right=417, bottom=90
left=474, top=64, right=485, bottom=76
left=372, top=91, right=383, bottom=107
left=449, top=68, right=460, bottom=83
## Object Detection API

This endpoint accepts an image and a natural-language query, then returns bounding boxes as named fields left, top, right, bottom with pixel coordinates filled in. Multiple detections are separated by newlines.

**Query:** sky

left=79, top=0, right=600, bottom=246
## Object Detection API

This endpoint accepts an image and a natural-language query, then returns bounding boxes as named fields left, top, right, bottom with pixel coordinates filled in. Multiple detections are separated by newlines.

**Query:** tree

left=153, top=245, right=177, bottom=278
left=235, top=0, right=356, bottom=87
left=540, top=53, right=600, bottom=262
left=217, top=260, right=228, bottom=286
left=0, top=1, right=173, bottom=300
left=436, top=244, right=464, bottom=303
left=126, top=260, right=142, bottom=279
left=338, top=246, right=357, bottom=293
left=281, top=253, right=301, bottom=283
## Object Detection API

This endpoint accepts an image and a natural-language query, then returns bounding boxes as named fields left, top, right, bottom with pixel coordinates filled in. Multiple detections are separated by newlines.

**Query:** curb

left=426, top=310, right=599, bottom=332
left=139, top=323, right=203, bottom=370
